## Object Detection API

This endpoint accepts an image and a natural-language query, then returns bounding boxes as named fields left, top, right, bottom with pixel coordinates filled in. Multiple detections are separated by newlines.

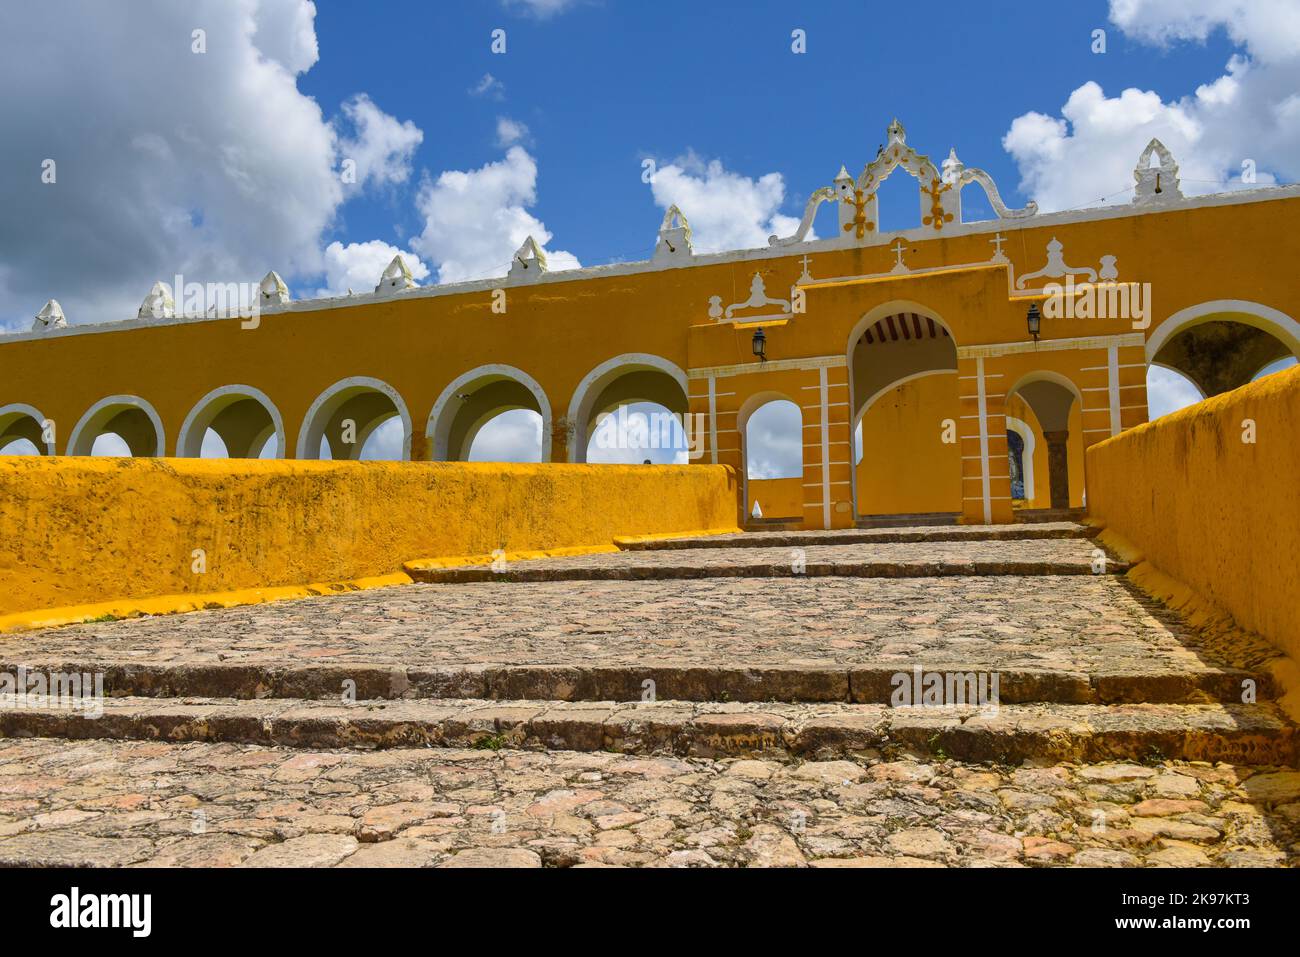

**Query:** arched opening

left=1253, top=356, right=1298, bottom=381
left=468, top=410, right=544, bottom=462
left=176, top=386, right=284, bottom=459
left=567, top=354, right=689, bottom=464
left=849, top=304, right=960, bottom=521
left=427, top=366, right=551, bottom=462
left=0, top=404, right=53, bottom=455
left=1006, top=374, right=1084, bottom=512
left=67, top=395, right=165, bottom=457
left=297, top=377, right=411, bottom=461
left=1004, top=416, right=1037, bottom=505
left=740, top=394, right=803, bottom=520
left=1147, top=301, right=1300, bottom=399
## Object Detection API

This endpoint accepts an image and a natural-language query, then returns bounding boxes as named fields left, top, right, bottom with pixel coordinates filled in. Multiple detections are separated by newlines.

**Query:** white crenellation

left=376, top=255, right=417, bottom=293
left=259, top=271, right=290, bottom=305
left=653, top=205, right=694, bottom=262
left=138, top=281, right=176, bottom=320
left=1133, top=138, right=1182, bottom=205
left=32, top=299, right=67, bottom=331
left=508, top=236, right=548, bottom=282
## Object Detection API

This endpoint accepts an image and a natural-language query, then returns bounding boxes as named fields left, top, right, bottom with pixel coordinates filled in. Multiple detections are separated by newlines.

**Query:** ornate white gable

left=772, top=119, right=1036, bottom=247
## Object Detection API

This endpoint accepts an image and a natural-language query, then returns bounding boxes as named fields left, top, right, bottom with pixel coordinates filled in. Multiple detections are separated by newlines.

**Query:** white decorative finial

left=376, top=255, right=417, bottom=293
left=886, top=118, right=907, bottom=145
left=138, top=281, right=175, bottom=320
left=653, top=205, right=693, bottom=262
left=942, top=148, right=964, bottom=185
left=32, top=299, right=67, bottom=332
left=508, top=236, right=548, bottom=282
left=258, top=271, right=290, bottom=305
left=1133, top=138, right=1182, bottom=205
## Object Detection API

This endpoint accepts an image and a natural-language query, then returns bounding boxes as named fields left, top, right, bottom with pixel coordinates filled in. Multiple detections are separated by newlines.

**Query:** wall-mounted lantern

left=752, top=327, right=767, bottom=361
left=1026, top=302, right=1041, bottom=342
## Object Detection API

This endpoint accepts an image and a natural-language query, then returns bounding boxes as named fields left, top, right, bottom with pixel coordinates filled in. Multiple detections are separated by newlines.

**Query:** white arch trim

left=846, top=299, right=955, bottom=357
left=1146, top=300, right=1300, bottom=364
left=1005, top=416, right=1036, bottom=503
left=566, top=353, right=689, bottom=463
left=175, top=385, right=286, bottom=458
left=0, top=402, right=55, bottom=454
left=67, top=395, right=166, bottom=456
left=295, top=376, right=413, bottom=460
left=426, top=364, right=553, bottom=462
left=1006, top=369, right=1084, bottom=407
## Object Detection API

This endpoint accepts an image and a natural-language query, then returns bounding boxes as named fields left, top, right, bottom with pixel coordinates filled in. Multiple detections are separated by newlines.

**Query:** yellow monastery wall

left=0, top=457, right=741, bottom=619
left=1086, top=364, right=1300, bottom=662
left=855, top=372, right=962, bottom=516
left=747, top=476, right=803, bottom=519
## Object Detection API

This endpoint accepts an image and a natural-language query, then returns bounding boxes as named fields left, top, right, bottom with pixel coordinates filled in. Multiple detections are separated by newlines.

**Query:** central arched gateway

left=848, top=302, right=961, bottom=522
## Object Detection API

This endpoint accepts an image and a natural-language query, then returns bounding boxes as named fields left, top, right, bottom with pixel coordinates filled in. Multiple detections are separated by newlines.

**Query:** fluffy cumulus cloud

left=648, top=153, right=807, bottom=254
left=411, top=146, right=581, bottom=284
left=334, top=94, right=423, bottom=192
left=1003, top=0, right=1300, bottom=211
left=0, top=0, right=419, bottom=331
left=315, top=240, right=430, bottom=298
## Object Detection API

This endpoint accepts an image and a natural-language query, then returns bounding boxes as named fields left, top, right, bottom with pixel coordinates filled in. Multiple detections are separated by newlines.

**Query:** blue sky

left=300, top=0, right=1245, bottom=272
left=1, top=0, right=1298, bottom=459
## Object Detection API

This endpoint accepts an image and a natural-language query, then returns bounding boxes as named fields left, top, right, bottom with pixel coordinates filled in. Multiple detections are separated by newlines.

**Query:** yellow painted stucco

left=1086, top=364, right=1300, bottom=664
left=3, top=157, right=1299, bottom=529
left=0, top=457, right=741, bottom=618
left=855, top=372, right=962, bottom=516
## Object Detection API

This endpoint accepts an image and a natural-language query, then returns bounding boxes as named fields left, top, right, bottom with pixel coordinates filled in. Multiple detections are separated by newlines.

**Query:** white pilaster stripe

left=820, top=366, right=831, bottom=529
left=976, top=356, right=991, bottom=525
left=708, top=376, right=718, bottom=465
left=1107, top=345, right=1121, bottom=436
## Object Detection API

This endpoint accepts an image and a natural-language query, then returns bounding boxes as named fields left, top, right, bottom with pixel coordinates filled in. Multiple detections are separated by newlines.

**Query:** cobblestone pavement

left=411, top=538, right=1120, bottom=581
left=0, top=737, right=1295, bottom=867
left=2, top=576, right=1277, bottom=678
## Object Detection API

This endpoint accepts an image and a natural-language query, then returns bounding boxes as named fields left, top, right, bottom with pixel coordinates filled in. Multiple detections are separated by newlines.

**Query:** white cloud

left=335, top=94, right=423, bottom=191
left=468, top=409, right=544, bottom=462
left=411, top=146, right=580, bottom=284
left=469, top=73, right=505, bottom=100
left=1003, top=0, right=1299, bottom=212
left=0, top=0, right=420, bottom=331
left=496, top=117, right=531, bottom=148
left=1146, top=366, right=1205, bottom=419
left=745, top=400, right=803, bottom=480
left=648, top=152, right=809, bottom=254
left=502, top=0, right=583, bottom=19
left=315, top=240, right=430, bottom=298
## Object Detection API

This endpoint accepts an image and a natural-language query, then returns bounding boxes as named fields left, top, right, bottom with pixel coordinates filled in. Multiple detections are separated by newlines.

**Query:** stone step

left=1, top=659, right=1267, bottom=706
left=620, top=522, right=1093, bottom=551
left=857, top=512, right=961, bottom=528
left=409, top=538, right=1124, bottom=583
left=2, top=696, right=1294, bottom=765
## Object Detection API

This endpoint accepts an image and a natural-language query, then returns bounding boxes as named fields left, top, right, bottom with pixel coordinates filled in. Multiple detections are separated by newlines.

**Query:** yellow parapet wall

left=0, top=457, right=741, bottom=618
left=1086, top=364, right=1300, bottom=663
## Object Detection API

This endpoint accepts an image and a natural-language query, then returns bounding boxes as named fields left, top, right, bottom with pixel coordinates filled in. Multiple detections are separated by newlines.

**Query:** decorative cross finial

left=889, top=238, right=908, bottom=274
left=989, top=233, right=1007, bottom=261
left=798, top=254, right=813, bottom=284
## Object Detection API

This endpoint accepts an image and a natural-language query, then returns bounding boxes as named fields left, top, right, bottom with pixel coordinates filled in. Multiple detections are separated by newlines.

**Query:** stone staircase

left=1, top=521, right=1295, bottom=768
